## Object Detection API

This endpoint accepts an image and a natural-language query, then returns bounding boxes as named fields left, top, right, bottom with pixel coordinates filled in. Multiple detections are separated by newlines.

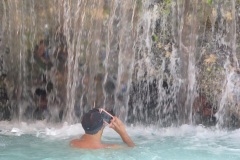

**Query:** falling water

left=0, top=0, right=240, bottom=128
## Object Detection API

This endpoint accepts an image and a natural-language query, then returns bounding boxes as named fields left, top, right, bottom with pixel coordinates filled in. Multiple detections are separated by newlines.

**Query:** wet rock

left=0, top=105, right=11, bottom=121
left=0, top=75, right=10, bottom=120
left=104, top=80, right=115, bottom=94
left=5, top=47, right=10, bottom=54
left=230, top=113, right=240, bottom=129
left=33, top=40, right=53, bottom=70
left=128, top=79, right=159, bottom=124
left=35, top=88, right=47, bottom=97
left=94, top=73, right=104, bottom=108
left=33, top=107, right=51, bottom=120
left=33, top=88, right=51, bottom=120
left=23, top=106, right=35, bottom=120
left=193, top=94, right=217, bottom=126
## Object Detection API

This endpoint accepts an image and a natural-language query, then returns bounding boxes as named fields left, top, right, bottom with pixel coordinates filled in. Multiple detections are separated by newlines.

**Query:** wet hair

left=81, top=108, right=103, bottom=135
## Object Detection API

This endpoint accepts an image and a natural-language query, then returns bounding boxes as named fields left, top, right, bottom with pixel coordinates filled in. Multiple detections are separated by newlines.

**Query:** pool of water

left=0, top=121, right=240, bottom=160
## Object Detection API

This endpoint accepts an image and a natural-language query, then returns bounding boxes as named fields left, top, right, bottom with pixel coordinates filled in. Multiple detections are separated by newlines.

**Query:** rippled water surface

left=0, top=122, right=240, bottom=160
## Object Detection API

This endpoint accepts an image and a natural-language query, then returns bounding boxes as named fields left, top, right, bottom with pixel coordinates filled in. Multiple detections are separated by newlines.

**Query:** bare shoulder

left=70, top=139, right=112, bottom=149
left=70, top=139, right=131, bottom=149
left=70, top=139, right=82, bottom=147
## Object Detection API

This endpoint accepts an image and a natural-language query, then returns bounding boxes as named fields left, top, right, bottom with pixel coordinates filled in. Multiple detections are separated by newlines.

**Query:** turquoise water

left=0, top=122, right=240, bottom=160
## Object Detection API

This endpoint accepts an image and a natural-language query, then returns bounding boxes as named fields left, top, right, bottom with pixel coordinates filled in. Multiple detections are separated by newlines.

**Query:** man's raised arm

left=109, top=117, right=135, bottom=147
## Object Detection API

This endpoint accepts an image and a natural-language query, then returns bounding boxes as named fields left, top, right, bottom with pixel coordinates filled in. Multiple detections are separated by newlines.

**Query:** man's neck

left=81, top=132, right=102, bottom=143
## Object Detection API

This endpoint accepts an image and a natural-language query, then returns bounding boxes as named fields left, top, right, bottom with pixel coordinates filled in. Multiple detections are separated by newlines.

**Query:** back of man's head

left=81, top=108, right=103, bottom=135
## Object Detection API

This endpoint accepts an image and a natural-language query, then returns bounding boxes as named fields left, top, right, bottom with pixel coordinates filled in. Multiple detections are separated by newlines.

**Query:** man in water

left=70, top=108, right=135, bottom=149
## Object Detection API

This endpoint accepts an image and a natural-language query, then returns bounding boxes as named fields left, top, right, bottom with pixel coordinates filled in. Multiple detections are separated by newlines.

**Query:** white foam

left=0, top=121, right=240, bottom=142
left=0, top=121, right=83, bottom=138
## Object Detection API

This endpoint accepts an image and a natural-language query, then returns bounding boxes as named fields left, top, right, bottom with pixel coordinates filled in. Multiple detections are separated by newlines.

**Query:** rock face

left=0, top=75, right=10, bottom=120
left=0, top=0, right=240, bottom=128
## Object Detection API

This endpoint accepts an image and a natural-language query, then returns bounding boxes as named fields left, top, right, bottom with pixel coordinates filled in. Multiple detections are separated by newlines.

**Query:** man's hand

left=109, top=117, right=126, bottom=135
left=109, top=117, right=135, bottom=147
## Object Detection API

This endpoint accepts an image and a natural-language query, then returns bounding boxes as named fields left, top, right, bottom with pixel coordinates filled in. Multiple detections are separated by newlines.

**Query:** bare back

left=70, top=138, right=124, bottom=149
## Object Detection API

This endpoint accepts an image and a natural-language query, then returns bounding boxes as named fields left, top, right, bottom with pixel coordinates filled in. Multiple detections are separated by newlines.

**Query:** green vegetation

left=164, top=0, right=171, bottom=4
left=152, top=34, right=159, bottom=42
left=103, top=6, right=110, bottom=17
left=162, top=0, right=172, bottom=15
left=207, top=0, right=213, bottom=5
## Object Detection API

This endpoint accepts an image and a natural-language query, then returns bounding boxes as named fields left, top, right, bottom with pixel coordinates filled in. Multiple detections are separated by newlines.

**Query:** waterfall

left=0, top=0, right=239, bottom=128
